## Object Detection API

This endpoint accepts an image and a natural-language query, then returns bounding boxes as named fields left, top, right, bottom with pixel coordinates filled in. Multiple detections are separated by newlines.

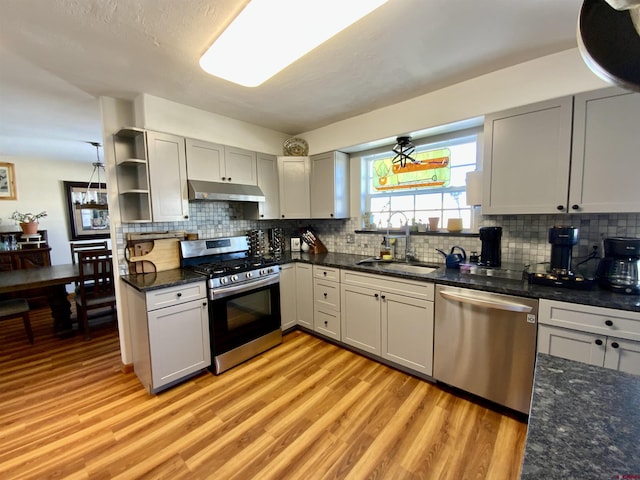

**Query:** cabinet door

left=147, top=131, right=189, bottom=222
left=279, top=264, right=297, bottom=330
left=185, top=138, right=225, bottom=182
left=603, top=337, right=640, bottom=375
left=277, top=156, right=310, bottom=219
left=310, top=151, right=349, bottom=219
left=482, top=97, right=573, bottom=214
left=224, top=146, right=257, bottom=185
left=256, top=153, right=279, bottom=219
left=341, top=283, right=381, bottom=355
left=314, top=308, right=341, bottom=341
left=147, top=298, right=210, bottom=390
left=381, top=292, right=434, bottom=375
left=295, top=263, right=313, bottom=329
left=570, top=87, right=640, bottom=213
left=537, top=324, right=605, bottom=367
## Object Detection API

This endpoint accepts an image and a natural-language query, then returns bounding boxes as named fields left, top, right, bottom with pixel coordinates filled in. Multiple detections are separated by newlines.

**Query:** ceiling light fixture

left=77, top=142, right=108, bottom=209
left=392, top=136, right=416, bottom=168
left=199, top=0, right=389, bottom=87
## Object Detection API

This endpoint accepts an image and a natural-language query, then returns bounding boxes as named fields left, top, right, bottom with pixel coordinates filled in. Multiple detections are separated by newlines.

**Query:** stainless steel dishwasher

left=433, top=285, right=538, bottom=414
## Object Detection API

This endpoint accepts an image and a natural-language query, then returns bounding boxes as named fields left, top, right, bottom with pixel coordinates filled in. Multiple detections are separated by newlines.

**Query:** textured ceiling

left=0, top=0, right=584, bottom=162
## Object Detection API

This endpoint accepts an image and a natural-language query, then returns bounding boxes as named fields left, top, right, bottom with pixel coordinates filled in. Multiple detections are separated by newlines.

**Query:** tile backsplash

left=117, top=201, right=640, bottom=276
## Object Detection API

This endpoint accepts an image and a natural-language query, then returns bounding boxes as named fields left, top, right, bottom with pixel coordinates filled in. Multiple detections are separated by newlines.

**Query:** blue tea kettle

left=436, top=246, right=467, bottom=269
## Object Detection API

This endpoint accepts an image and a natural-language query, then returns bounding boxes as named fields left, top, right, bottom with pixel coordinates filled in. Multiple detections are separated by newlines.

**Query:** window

left=363, top=130, right=478, bottom=230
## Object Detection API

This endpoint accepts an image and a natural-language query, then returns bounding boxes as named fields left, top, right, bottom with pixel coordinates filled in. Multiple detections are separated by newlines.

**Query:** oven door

left=208, top=279, right=281, bottom=356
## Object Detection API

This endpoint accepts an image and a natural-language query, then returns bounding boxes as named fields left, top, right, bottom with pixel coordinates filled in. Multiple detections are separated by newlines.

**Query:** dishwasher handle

left=439, top=290, right=533, bottom=313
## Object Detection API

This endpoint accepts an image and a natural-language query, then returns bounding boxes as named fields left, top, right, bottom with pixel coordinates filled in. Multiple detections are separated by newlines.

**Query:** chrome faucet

left=385, top=211, right=418, bottom=262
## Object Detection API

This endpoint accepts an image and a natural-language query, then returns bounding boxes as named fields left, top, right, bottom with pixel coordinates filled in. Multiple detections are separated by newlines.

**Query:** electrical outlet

left=346, top=234, right=355, bottom=244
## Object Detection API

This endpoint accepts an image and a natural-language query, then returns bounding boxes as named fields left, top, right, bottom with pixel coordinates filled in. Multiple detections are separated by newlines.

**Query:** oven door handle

left=210, top=275, right=279, bottom=299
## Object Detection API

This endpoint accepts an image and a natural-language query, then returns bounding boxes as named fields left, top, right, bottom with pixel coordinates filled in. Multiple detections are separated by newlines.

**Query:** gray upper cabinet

left=185, top=139, right=257, bottom=186
left=245, top=152, right=280, bottom=220
left=146, top=131, right=189, bottom=222
left=482, top=97, right=573, bottom=214
left=483, top=87, right=640, bottom=215
left=569, top=87, right=640, bottom=213
left=310, top=151, right=350, bottom=219
left=185, top=138, right=225, bottom=182
left=277, top=156, right=311, bottom=219
left=224, top=146, right=258, bottom=185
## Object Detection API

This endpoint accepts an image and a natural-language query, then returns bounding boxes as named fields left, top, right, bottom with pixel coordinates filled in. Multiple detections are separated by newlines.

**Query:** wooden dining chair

left=75, top=249, right=116, bottom=339
left=70, top=241, right=109, bottom=264
left=0, top=298, right=34, bottom=344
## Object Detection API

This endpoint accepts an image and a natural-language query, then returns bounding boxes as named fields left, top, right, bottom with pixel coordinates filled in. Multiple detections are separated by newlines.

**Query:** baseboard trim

left=122, top=363, right=134, bottom=374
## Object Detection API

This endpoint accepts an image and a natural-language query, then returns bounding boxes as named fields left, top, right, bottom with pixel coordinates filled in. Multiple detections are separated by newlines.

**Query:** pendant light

left=391, top=136, right=417, bottom=168
left=77, top=142, right=107, bottom=209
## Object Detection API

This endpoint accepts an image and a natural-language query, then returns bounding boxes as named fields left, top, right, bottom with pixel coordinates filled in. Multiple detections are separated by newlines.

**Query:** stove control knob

left=231, top=274, right=239, bottom=282
left=259, top=268, right=267, bottom=275
left=267, top=267, right=274, bottom=274
left=246, top=271, right=253, bottom=278
left=220, top=277, right=228, bottom=285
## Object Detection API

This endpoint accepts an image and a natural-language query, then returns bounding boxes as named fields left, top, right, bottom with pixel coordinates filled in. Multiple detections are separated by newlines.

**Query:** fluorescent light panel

left=200, top=0, right=389, bottom=87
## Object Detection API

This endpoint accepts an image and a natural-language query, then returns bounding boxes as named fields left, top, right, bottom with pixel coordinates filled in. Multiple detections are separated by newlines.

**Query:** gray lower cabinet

left=124, top=281, right=210, bottom=393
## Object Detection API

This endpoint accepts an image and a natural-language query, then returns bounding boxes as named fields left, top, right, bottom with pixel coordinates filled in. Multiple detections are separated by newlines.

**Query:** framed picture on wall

left=64, top=181, right=110, bottom=240
left=0, top=162, right=17, bottom=200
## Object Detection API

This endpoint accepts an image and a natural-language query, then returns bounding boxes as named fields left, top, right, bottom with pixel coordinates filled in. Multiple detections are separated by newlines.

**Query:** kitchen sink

left=355, top=258, right=439, bottom=275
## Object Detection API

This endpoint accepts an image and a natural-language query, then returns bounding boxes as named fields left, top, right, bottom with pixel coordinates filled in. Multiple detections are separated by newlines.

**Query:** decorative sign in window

left=372, top=148, right=451, bottom=191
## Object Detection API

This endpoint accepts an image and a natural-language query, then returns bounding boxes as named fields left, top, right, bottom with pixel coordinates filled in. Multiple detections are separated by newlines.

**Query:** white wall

left=134, top=94, right=290, bottom=155
left=301, top=48, right=609, bottom=154
left=0, top=155, right=106, bottom=265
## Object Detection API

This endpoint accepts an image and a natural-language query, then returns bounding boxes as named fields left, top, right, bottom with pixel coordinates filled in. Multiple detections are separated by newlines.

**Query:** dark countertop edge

left=520, top=353, right=640, bottom=478
left=120, top=269, right=207, bottom=292
left=118, top=252, right=640, bottom=312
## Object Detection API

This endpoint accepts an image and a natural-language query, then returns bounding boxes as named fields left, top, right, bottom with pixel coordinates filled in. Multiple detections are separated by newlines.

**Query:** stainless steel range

left=180, top=236, right=282, bottom=374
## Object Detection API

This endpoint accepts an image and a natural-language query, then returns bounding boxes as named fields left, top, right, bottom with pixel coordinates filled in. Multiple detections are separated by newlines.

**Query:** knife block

left=310, top=238, right=328, bottom=254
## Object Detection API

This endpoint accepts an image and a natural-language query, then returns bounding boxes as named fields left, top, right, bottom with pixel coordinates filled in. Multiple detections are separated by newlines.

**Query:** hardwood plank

left=0, top=303, right=527, bottom=479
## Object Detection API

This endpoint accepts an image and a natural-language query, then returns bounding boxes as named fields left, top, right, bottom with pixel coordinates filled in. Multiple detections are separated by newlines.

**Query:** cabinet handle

left=556, top=205, right=565, bottom=211
left=323, top=292, right=327, bottom=298
left=222, top=177, right=226, bottom=181
left=330, top=213, right=334, bottom=217
left=595, top=339, right=603, bottom=346
left=605, top=320, right=613, bottom=326
left=184, top=215, right=189, bottom=219
left=324, top=320, right=328, bottom=327
left=611, top=342, right=620, bottom=349
left=374, top=293, right=379, bottom=299
left=381, top=295, right=386, bottom=300
left=571, top=204, right=580, bottom=210
left=176, top=292, right=182, bottom=297
left=228, top=177, right=232, bottom=182
left=282, top=215, right=285, bottom=218
left=202, top=302, right=207, bottom=307
left=260, top=214, right=264, bottom=218
left=323, top=271, right=327, bottom=276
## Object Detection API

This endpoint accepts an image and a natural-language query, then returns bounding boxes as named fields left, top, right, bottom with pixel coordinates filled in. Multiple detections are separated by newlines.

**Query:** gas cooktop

left=190, top=257, right=279, bottom=278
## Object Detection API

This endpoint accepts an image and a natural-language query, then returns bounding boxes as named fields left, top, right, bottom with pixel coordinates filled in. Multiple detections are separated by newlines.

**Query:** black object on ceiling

left=391, top=136, right=416, bottom=167
left=578, top=0, right=640, bottom=92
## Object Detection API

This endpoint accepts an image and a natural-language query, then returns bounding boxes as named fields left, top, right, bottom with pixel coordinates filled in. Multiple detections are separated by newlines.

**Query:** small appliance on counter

left=596, top=237, right=640, bottom=295
left=528, top=226, right=594, bottom=290
left=478, top=226, right=502, bottom=267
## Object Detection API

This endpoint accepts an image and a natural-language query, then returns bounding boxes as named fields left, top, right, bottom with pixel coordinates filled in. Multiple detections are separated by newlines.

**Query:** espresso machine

left=596, top=237, right=640, bottom=294
left=478, top=227, right=502, bottom=268
left=529, top=226, right=593, bottom=289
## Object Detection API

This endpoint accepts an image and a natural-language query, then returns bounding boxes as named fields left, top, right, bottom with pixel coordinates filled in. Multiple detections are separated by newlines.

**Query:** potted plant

left=10, top=210, right=47, bottom=235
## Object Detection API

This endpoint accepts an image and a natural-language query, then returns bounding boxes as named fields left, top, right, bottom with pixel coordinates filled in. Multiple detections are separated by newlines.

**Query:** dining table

left=0, top=263, right=79, bottom=337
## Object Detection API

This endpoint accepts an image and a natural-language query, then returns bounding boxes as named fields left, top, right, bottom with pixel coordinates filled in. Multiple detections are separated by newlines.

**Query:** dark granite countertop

left=521, top=353, right=640, bottom=479
left=118, top=251, right=640, bottom=312
left=120, top=268, right=206, bottom=292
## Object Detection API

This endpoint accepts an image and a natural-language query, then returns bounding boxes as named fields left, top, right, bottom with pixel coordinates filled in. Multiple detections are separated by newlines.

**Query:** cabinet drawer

left=539, top=300, right=640, bottom=342
left=341, top=269, right=434, bottom=301
left=314, top=308, right=341, bottom=341
left=314, top=278, right=340, bottom=311
left=145, top=282, right=207, bottom=311
left=313, top=265, right=340, bottom=282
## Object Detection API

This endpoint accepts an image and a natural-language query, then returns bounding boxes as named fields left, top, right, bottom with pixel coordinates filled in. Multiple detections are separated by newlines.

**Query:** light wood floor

left=0, top=303, right=527, bottom=479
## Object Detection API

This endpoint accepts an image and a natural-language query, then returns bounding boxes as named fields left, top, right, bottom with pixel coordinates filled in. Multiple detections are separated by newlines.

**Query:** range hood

left=187, top=180, right=265, bottom=202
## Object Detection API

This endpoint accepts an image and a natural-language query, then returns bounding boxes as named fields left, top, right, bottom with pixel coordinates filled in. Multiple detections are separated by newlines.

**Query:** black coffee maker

left=597, top=237, right=640, bottom=294
left=478, top=227, right=502, bottom=268
left=549, top=226, right=579, bottom=274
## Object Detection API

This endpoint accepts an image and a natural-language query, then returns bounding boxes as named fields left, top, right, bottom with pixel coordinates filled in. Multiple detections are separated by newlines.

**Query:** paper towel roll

left=465, top=171, right=483, bottom=206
